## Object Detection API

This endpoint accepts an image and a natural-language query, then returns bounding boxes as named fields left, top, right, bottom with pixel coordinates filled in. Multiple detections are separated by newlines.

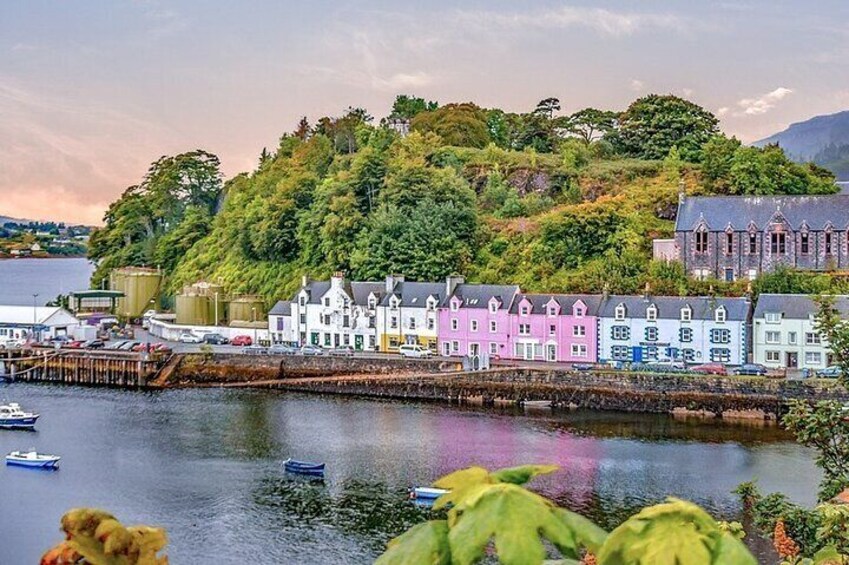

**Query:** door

left=786, top=352, right=798, bottom=368
left=470, top=343, right=480, bottom=356
left=724, top=268, right=734, bottom=282
left=546, top=344, right=557, bottom=362
left=354, top=335, right=363, bottom=350
left=632, top=346, right=643, bottom=363
left=524, top=344, right=534, bottom=361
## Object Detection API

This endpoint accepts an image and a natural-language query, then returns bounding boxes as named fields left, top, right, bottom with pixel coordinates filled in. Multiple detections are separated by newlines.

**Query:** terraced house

left=508, top=294, right=601, bottom=362
left=438, top=282, right=520, bottom=358
left=752, top=294, right=846, bottom=370
left=375, top=275, right=444, bottom=352
left=597, top=295, right=749, bottom=365
left=673, top=194, right=849, bottom=281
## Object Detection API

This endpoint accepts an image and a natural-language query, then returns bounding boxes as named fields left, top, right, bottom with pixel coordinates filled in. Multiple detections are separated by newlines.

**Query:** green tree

left=612, top=94, right=719, bottom=161
left=701, top=135, right=742, bottom=192
left=410, top=103, right=491, bottom=148
left=567, top=108, right=618, bottom=144
left=388, top=94, right=438, bottom=120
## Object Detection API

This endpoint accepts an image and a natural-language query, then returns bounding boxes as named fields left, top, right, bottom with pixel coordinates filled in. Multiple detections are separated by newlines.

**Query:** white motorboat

left=0, top=403, right=39, bottom=429
left=5, top=450, right=60, bottom=469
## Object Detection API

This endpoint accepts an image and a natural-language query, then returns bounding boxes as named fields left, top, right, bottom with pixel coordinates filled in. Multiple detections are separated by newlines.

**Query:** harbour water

left=0, top=258, right=93, bottom=305
left=0, top=383, right=819, bottom=563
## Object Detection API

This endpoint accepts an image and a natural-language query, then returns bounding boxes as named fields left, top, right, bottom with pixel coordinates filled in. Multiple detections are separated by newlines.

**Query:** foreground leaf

left=376, top=520, right=451, bottom=565
left=555, top=508, right=609, bottom=554
left=433, top=466, right=492, bottom=510
left=491, top=465, right=559, bottom=485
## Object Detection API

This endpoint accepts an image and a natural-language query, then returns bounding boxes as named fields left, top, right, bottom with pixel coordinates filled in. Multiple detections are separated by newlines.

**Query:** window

left=323, top=333, right=331, bottom=347
left=748, top=233, right=757, bottom=253
left=571, top=344, right=588, bottom=358
left=645, top=327, right=658, bottom=341
left=680, top=327, right=693, bottom=342
left=390, top=316, right=398, bottom=329
left=323, top=297, right=330, bottom=307
left=680, top=307, right=691, bottom=322
left=489, top=342, right=498, bottom=355
left=450, top=318, right=458, bottom=331
left=368, top=298, right=377, bottom=310
left=310, top=332, right=319, bottom=345
left=489, top=320, right=497, bottom=333
left=748, top=269, right=758, bottom=281
left=693, top=268, right=710, bottom=281
left=682, top=348, right=696, bottom=362
left=343, top=334, right=350, bottom=346
left=805, top=332, right=821, bottom=345
left=575, top=307, right=584, bottom=318
left=368, top=316, right=376, bottom=329
left=519, top=324, right=531, bottom=336
left=548, top=306, right=557, bottom=317
left=451, top=341, right=459, bottom=353
left=489, top=301, right=498, bottom=314
left=695, top=230, right=708, bottom=253
left=390, top=298, right=399, bottom=309
left=765, top=331, right=781, bottom=344
left=549, top=324, right=557, bottom=337
left=342, top=315, right=350, bottom=328
left=646, top=306, right=657, bottom=322
left=615, top=305, right=626, bottom=321
left=573, top=325, right=586, bottom=337
left=443, top=342, right=451, bottom=356
left=323, top=314, right=331, bottom=325
left=451, top=301, right=459, bottom=312
left=520, top=306, right=530, bottom=316
left=710, top=348, right=731, bottom=363
left=770, top=232, right=786, bottom=254
left=800, top=232, right=810, bottom=254
left=715, top=308, right=726, bottom=323
left=805, top=352, right=823, bottom=365
left=826, top=232, right=834, bottom=254
left=409, top=317, right=416, bottom=330
left=611, top=326, right=630, bottom=340
left=725, top=232, right=733, bottom=254
left=427, top=318, right=435, bottom=330
left=788, top=331, right=797, bottom=345
left=643, top=346, right=659, bottom=361
left=765, top=312, right=781, bottom=323
left=765, top=350, right=781, bottom=363
left=470, top=320, right=478, bottom=332
left=299, top=314, right=306, bottom=325
left=710, top=329, right=731, bottom=344
left=611, top=346, right=630, bottom=360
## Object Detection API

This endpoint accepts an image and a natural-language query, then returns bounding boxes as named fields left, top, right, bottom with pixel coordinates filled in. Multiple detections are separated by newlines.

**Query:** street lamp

left=32, top=293, right=39, bottom=343
left=251, top=307, right=257, bottom=346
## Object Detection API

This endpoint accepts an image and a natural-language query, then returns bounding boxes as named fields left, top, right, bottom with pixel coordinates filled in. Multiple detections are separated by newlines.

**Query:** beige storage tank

left=175, top=282, right=229, bottom=326
left=175, top=294, right=211, bottom=326
left=228, top=295, right=266, bottom=323
left=110, top=267, right=162, bottom=319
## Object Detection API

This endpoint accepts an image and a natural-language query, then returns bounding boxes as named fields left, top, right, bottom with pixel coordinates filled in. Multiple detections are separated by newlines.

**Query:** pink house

left=438, top=283, right=520, bottom=358
left=508, top=294, right=601, bottom=362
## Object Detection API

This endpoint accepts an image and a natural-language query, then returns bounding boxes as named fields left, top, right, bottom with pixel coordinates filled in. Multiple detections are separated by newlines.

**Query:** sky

left=2, top=0, right=849, bottom=225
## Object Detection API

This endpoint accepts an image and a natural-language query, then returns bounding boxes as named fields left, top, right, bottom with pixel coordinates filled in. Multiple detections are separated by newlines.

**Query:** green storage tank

left=110, top=267, right=162, bottom=319
left=228, top=295, right=266, bottom=323
left=175, top=294, right=210, bottom=326
left=175, top=282, right=229, bottom=326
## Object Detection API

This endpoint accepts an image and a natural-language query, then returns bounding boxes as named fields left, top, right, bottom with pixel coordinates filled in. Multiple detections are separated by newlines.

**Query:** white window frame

left=489, top=320, right=497, bottom=333
left=805, top=351, right=823, bottom=365
left=681, top=307, right=691, bottom=322
left=805, top=332, right=821, bottom=345
left=646, top=305, right=657, bottom=322
left=573, top=325, right=586, bottom=337
left=450, top=318, right=458, bottom=331
left=470, top=320, right=478, bottom=332
left=571, top=343, right=587, bottom=358
left=765, top=331, right=781, bottom=344
left=489, top=342, right=498, bottom=355
left=715, top=307, right=726, bottom=323
left=549, top=324, right=556, bottom=337
left=765, top=350, right=781, bottom=363
left=765, top=312, right=781, bottom=324
left=451, top=300, right=459, bottom=312
left=615, top=305, right=626, bottom=321
left=519, top=324, right=531, bottom=336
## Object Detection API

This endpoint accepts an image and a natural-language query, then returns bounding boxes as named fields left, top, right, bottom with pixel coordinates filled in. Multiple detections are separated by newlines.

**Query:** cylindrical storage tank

left=176, top=294, right=211, bottom=326
left=228, top=295, right=266, bottom=323
left=110, top=267, right=162, bottom=319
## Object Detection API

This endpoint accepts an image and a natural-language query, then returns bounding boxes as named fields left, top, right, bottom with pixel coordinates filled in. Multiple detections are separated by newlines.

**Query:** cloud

left=454, top=6, right=686, bottom=37
left=630, top=79, right=645, bottom=92
left=717, top=107, right=730, bottom=117
left=737, top=87, right=794, bottom=116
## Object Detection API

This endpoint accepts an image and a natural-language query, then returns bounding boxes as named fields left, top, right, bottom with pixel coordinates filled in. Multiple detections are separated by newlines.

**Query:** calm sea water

left=0, top=384, right=818, bottom=564
left=0, top=258, right=94, bottom=305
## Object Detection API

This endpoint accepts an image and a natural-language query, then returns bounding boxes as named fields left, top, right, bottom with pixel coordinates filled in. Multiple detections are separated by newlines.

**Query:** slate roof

left=380, top=281, right=444, bottom=307
left=754, top=293, right=849, bottom=319
left=598, top=295, right=750, bottom=321
left=675, top=194, right=849, bottom=232
left=349, top=282, right=385, bottom=306
left=509, top=294, right=603, bottom=315
left=445, top=284, right=520, bottom=310
left=268, top=301, right=291, bottom=316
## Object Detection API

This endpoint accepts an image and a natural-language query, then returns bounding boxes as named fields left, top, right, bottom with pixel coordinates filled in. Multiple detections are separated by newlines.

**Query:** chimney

left=678, top=179, right=685, bottom=203
left=331, top=271, right=344, bottom=289
left=446, top=274, right=465, bottom=299
left=602, top=283, right=610, bottom=302
left=301, top=274, right=310, bottom=288
left=386, top=274, right=404, bottom=293
left=643, top=282, right=650, bottom=301
left=745, top=282, right=753, bottom=301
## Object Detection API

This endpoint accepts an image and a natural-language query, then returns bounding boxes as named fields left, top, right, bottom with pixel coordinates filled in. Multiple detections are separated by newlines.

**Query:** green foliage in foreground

left=377, top=464, right=755, bottom=565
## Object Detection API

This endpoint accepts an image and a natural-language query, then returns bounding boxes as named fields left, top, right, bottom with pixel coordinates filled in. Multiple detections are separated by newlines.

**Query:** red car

left=690, top=363, right=727, bottom=376
left=231, top=335, right=252, bottom=346
left=63, top=340, right=86, bottom=349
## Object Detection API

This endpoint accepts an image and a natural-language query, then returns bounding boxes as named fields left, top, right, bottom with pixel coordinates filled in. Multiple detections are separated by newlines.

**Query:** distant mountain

left=0, top=215, right=29, bottom=225
left=754, top=110, right=849, bottom=180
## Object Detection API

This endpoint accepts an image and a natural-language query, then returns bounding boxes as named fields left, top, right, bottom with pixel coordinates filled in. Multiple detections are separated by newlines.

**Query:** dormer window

left=614, top=304, right=626, bottom=321
left=547, top=306, right=557, bottom=317
left=390, top=297, right=400, bottom=309
left=574, top=307, right=584, bottom=318
left=646, top=305, right=657, bottom=322
left=299, top=296, right=306, bottom=307
left=520, top=305, right=529, bottom=316
left=451, top=300, right=460, bottom=312
left=715, top=307, right=726, bottom=323
left=427, top=297, right=437, bottom=311
left=368, top=298, right=377, bottom=310
left=489, top=300, right=498, bottom=314
left=680, top=307, right=691, bottom=322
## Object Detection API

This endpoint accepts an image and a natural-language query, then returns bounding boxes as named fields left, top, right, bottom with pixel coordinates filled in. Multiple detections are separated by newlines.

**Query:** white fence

left=148, top=318, right=270, bottom=343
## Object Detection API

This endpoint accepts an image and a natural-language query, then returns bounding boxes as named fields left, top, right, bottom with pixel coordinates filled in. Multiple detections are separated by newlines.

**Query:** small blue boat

left=283, top=458, right=325, bottom=477
left=411, top=487, right=449, bottom=500
left=0, top=403, right=39, bottom=430
left=6, top=450, right=60, bottom=469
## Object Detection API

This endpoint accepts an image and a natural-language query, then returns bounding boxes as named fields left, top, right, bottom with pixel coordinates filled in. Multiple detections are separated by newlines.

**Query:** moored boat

left=5, top=450, right=60, bottom=469
left=0, top=403, right=39, bottom=429
left=283, top=458, right=325, bottom=476
left=410, top=487, right=449, bottom=500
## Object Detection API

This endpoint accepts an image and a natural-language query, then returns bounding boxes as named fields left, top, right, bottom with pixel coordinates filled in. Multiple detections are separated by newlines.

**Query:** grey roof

left=509, top=294, right=603, bottom=315
left=350, top=282, right=385, bottom=306
left=598, top=295, right=750, bottom=321
left=380, top=281, right=444, bottom=307
left=675, top=194, right=849, bottom=232
left=445, top=284, right=520, bottom=310
left=754, top=293, right=849, bottom=319
left=269, top=301, right=291, bottom=316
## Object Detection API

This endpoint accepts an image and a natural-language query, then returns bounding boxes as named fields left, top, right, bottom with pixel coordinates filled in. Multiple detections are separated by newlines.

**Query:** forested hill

left=88, top=94, right=838, bottom=304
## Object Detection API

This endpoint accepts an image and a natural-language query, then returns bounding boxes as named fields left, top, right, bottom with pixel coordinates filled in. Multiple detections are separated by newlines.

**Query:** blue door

left=632, top=346, right=642, bottom=362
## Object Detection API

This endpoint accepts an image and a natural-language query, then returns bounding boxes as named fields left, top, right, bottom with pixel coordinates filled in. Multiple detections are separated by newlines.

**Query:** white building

left=753, top=294, right=843, bottom=370
left=374, top=276, right=443, bottom=352
left=0, top=305, right=79, bottom=343
left=597, top=295, right=750, bottom=365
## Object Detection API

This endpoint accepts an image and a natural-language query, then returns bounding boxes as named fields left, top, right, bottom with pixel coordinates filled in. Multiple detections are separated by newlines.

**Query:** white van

left=398, top=344, right=433, bottom=358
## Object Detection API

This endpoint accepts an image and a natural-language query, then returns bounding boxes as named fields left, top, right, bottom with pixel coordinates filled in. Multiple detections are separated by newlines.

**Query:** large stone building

left=673, top=194, right=849, bottom=281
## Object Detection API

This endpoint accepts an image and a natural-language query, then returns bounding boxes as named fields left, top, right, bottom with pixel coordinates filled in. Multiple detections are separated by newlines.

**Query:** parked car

left=178, top=333, right=203, bottom=344
left=202, top=333, right=229, bottom=345
left=50, top=335, right=73, bottom=344
left=816, top=365, right=842, bottom=379
left=84, top=339, right=105, bottom=350
left=690, top=363, right=727, bottom=376
left=733, top=363, right=768, bottom=376
left=63, top=340, right=86, bottom=349
left=571, top=363, right=595, bottom=372
left=152, top=343, right=173, bottom=354
left=118, top=341, right=140, bottom=351
left=0, top=339, right=24, bottom=350
left=645, top=358, right=686, bottom=371
left=269, top=344, right=297, bottom=355
left=398, top=344, right=432, bottom=358
left=231, top=335, right=253, bottom=347
left=329, top=346, right=355, bottom=357
left=242, top=345, right=267, bottom=356
left=300, top=344, right=324, bottom=356
left=105, top=340, right=130, bottom=350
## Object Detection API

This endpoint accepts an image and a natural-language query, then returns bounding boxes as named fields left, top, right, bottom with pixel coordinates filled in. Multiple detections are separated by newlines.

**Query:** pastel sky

left=2, top=1, right=849, bottom=224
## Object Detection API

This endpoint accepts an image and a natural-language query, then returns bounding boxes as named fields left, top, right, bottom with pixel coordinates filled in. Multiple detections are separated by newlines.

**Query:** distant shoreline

left=0, top=255, right=88, bottom=261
